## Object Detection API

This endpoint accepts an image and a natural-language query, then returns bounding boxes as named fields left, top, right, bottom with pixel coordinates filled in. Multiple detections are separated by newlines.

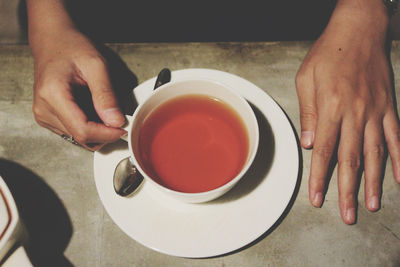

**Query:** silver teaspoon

left=113, top=68, right=171, bottom=196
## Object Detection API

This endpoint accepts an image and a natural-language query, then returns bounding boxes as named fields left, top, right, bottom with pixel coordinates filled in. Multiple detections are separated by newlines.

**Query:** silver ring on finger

left=61, top=134, right=79, bottom=145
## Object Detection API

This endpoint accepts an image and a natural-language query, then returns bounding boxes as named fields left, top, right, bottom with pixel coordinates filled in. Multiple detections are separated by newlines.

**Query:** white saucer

left=93, top=68, right=299, bottom=258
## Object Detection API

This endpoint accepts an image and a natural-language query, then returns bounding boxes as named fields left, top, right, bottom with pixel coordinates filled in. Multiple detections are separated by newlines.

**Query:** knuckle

left=383, top=88, right=394, bottom=106
left=82, top=54, right=107, bottom=69
left=338, top=154, right=361, bottom=170
left=329, top=98, right=342, bottom=119
left=71, top=128, right=89, bottom=144
left=364, top=143, right=385, bottom=159
left=318, top=91, right=343, bottom=123
left=93, top=89, right=114, bottom=106
left=295, top=70, right=309, bottom=90
left=352, top=95, right=368, bottom=112
left=31, top=107, right=50, bottom=129
left=380, top=90, right=396, bottom=113
left=35, top=83, right=53, bottom=101
left=375, top=86, right=391, bottom=106
left=32, top=101, right=48, bottom=124
left=322, top=90, right=341, bottom=111
left=35, top=78, right=65, bottom=101
left=300, top=107, right=317, bottom=122
left=313, top=145, right=335, bottom=162
left=335, top=76, right=354, bottom=90
left=32, top=103, right=43, bottom=119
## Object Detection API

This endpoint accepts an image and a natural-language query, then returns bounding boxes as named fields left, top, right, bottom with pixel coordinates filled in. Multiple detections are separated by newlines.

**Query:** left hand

left=295, top=0, right=400, bottom=224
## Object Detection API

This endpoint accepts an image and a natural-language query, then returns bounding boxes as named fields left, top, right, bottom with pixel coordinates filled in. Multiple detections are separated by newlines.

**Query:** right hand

left=31, top=28, right=127, bottom=151
left=295, top=0, right=399, bottom=224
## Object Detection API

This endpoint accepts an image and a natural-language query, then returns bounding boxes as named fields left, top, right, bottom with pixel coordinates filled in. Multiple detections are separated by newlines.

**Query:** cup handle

left=2, top=246, right=33, bottom=267
left=120, top=115, right=133, bottom=142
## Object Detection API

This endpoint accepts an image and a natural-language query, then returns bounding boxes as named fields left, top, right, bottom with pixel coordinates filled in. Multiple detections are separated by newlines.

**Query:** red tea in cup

left=138, top=94, right=249, bottom=193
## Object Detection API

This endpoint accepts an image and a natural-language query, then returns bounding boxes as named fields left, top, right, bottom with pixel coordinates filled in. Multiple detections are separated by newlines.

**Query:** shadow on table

left=71, top=43, right=139, bottom=125
left=0, top=159, right=73, bottom=267
left=212, top=104, right=276, bottom=203
left=206, top=104, right=303, bottom=258
left=17, top=1, right=336, bottom=43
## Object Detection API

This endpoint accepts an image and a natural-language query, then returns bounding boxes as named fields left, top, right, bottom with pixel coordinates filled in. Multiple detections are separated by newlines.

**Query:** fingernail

left=368, top=196, right=379, bottom=211
left=301, top=131, right=314, bottom=148
left=101, top=108, right=124, bottom=127
left=312, top=192, right=323, bottom=207
left=345, top=208, right=356, bottom=224
left=395, top=168, right=400, bottom=183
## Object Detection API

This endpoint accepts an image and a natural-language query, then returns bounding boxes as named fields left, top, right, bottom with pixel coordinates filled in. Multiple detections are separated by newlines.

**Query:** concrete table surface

left=1, top=42, right=399, bottom=266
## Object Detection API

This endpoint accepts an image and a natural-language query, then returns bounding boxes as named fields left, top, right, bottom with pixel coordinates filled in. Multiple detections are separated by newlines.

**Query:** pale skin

left=297, top=0, right=400, bottom=224
left=27, top=0, right=127, bottom=151
left=27, top=0, right=399, bottom=224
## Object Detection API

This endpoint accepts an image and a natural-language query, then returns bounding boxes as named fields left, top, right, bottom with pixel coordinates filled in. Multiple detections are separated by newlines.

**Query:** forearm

left=26, top=0, right=77, bottom=56
left=335, top=0, right=389, bottom=17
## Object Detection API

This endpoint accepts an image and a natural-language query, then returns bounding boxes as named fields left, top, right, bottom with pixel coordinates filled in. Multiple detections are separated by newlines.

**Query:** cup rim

left=127, top=78, right=260, bottom=199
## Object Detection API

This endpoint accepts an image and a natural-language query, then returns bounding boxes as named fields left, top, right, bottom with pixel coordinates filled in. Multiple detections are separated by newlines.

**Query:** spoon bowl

left=113, top=68, right=171, bottom=197
left=113, top=156, right=144, bottom=196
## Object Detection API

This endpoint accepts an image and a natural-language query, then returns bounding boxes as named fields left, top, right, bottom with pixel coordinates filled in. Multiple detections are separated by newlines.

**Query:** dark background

left=17, top=0, right=338, bottom=43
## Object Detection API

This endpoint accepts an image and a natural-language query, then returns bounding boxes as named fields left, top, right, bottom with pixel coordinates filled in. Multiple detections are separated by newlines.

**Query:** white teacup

left=122, top=79, right=259, bottom=203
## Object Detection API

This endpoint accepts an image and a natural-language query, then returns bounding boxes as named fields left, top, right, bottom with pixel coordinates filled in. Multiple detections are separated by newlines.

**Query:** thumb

left=295, top=70, right=317, bottom=149
left=83, top=59, right=125, bottom=127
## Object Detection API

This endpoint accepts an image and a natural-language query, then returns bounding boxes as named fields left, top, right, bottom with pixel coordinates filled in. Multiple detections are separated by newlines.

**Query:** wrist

left=334, top=0, right=390, bottom=26
left=27, top=0, right=77, bottom=53
left=29, top=26, right=78, bottom=60
left=325, top=0, right=390, bottom=43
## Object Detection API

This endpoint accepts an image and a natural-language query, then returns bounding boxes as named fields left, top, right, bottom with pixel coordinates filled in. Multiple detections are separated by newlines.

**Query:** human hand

left=30, top=28, right=126, bottom=151
left=295, top=0, right=400, bottom=224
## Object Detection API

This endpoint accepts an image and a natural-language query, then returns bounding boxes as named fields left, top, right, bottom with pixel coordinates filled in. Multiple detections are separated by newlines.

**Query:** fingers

left=34, top=79, right=127, bottom=150
left=311, top=110, right=387, bottom=224
left=337, top=117, right=364, bottom=225
left=383, top=111, right=400, bottom=184
left=297, top=73, right=392, bottom=224
left=309, top=110, right=340, bottom=208
left=54, top=91, right=126, bottom=145
left=363, top=119, right=385, bottom=212
left=80, top=57, right=125, bottom=128
left=295, top=69, right=317, bottom=149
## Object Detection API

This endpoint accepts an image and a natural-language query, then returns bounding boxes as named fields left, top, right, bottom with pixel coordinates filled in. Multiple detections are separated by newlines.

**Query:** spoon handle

left=154, top=68, right=171, bottom=89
